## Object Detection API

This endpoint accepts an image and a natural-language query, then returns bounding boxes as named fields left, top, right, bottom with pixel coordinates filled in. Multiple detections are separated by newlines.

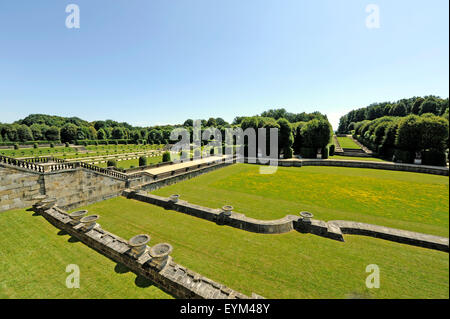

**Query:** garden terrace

left=66, top=196, right=448, bottom=299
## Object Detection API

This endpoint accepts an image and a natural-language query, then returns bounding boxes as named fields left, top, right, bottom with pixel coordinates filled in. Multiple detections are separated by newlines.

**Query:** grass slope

left=0, top=208, right=171, bottom=299
left=337, top=137, right=361, bottom=149
left=152, top=164, right=449, bottom=237
left=75, top=197, right=449, bottom=299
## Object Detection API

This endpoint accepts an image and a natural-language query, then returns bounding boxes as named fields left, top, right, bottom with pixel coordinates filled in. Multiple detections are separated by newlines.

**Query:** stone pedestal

left=149, top=243, right=173, bottom=271
left=128, top=234, right=151, bottom=258
left=69, top=210, right=88, bottom=225
left=79, top=215, right=99, bottom=232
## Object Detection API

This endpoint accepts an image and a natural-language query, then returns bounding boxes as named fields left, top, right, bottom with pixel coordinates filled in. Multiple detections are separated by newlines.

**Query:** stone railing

left=33, top=202, right=262, bottom=299
left=0, top=155, right=45, bottom=172
left=241, top=157, right=449, bottom=176
left=124, top=191, right=449, bottom=252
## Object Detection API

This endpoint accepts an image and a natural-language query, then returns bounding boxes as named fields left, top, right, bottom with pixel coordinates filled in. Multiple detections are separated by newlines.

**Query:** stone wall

left=0, top=163, right=127, bottom=212
left=0, top=164, right=44, bottom=211
left=242, top=157, right=449, bottom=176
left=44, top=169, right=127, bottom=211
left=37, top=204, right=261, bottom=299
left=125, top=192, right=449, bottom=252
left=125, top=191, right=297, bottom=234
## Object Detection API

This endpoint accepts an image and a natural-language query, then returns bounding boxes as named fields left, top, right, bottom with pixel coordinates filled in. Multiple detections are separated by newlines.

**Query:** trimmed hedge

left=421, top=150, right=447, bottom=167
left=138, top=156, right=147, bottom=167
left=321, top=146, right=329, bottom=159
left=300, top=147, right=317, bottom=159
left=74, top=139, right=135, bottom=146
left=329, top=144, right=335, bottom=156
left=106, top=159, right=117, bottom=167
left=393, top=149, right=415, bottom=164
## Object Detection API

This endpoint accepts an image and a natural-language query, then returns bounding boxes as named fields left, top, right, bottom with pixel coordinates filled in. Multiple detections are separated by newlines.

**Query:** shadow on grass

left=114, top=263, right=130, bottom=274
left=135, top=275, right=153, bottom=288
left=68, top=236, right=80, bottom=243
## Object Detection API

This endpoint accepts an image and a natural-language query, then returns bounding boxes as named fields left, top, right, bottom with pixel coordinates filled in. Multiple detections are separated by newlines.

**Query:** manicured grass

left=96, top=155, right=163, bottom=169
left=152, top=164, right=449, bottom=237
left=75, top=197, right=449, bottom=298
left=0, top=147, right=75, bottom=158
left=329, top=155, right=389, bottom=162
left=0, top=208, right=172, bottom=299
left=337, top=137, right=361, bottom=149
left=1, top=144, right=163, bottom=159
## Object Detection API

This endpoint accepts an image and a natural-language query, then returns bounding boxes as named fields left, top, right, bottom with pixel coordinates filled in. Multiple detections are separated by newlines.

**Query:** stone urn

left=222, top=205, right=233, bottom=216
left=128, top=234, right=151, bottom=257
left=300, top=211, right=314, bottom=223
left=169, top=194, right=180, bottom=203
left=69, top=210, right=88, bottom=223
left=79, top=215, right=99, bottom=231
left=150, top=243, right=173, bottom=269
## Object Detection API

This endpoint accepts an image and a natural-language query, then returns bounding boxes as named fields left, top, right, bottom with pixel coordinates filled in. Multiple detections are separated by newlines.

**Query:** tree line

left=338, top=95, right=449, bottom=134
left=0, top=109, right=333, bottom=159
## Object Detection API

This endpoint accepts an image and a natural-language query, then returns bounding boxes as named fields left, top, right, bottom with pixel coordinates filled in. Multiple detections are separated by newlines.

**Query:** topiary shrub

left=33, top=143, right=38, bottom=149
left=283, top=147, right=293, bottom=159
left=329, top=144, right=335, bottom=156
left=138, top=156, right=147, bottom=167
left=50, top=142, right=55, bottom=148
left=14, top=143, right=19, bottom=150
left=421, top=150, right=447, bottom=166
left=321, top=146, right=329, bottom=159
left=162, top=151, right=171, bottom=162
left=65, top=142, right=70, bottom=147
left=300, top=147, right=317, bottom=158
left=393, top=149, right=415, bottom=164
left=107, top=159, right=117, bottom=167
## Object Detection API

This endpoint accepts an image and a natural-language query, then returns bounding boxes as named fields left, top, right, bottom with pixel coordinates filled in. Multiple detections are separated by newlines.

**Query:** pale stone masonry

left=125, top=191, right=449, bottom=252
left=35, top=203, right=263, bottom=299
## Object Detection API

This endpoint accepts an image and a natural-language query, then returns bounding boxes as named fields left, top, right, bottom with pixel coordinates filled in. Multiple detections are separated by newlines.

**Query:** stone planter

left=69, top=210, right=88, bottom=223
left=169, top=194, right=180, bottom=203
left=128, top=234, right=151, bottom=257
left=150, top=243, right=173, bottom=270
left=300, top=211, right=314, bottom=222
left=79, top=215, right=99, bottom=231
left=222, top=205, right=233, bottom=216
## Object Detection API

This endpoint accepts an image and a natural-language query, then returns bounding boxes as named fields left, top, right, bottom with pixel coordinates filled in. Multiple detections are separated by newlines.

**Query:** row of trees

left=1, top=110, right=332, bottom=157
left=338, top=96, right=449, bottom=133
left=351, top=114, right=449, bottom=166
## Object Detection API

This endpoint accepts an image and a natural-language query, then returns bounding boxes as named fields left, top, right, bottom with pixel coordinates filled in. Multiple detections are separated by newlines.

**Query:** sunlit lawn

left=329, top=155, right=388, bottom=162
left=337, top=137, right=361, bottom=149
left=96, top=155, right=163, bottom=169
left=73, top=197, right=449, bottom=299
left=153, top=164, right=449, bottom=237
left=0, top=208, right=171, bottom=299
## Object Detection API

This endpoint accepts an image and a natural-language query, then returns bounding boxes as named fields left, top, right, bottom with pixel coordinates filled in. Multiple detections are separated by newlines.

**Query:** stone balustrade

left=34, top=204, right=261, bottom=299
left=124, top=190, right=449, bottom=252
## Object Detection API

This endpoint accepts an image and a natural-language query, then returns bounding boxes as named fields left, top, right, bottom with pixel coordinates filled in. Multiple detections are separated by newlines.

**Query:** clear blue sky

left=0, top=0, right=448, bottom=129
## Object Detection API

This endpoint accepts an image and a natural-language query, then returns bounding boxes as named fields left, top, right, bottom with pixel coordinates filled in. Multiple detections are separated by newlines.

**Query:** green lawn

left=152, top=164, right=449, bottom=237
left=96, top=155, right=163, bottom=169
left=0, top=147, right=75, bottom=158
left=0, top=208, right=172, bottom=299
left=337, top=136, right=361, bottom=149
left=329, top=155, right=388, bottom=162
left=1, top=144, right=163, bottom=159
left=72, top=197, right=448, bottom=299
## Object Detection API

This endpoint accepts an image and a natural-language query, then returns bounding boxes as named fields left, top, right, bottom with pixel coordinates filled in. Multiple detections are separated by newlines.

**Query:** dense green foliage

left=338, top=96, right=448, bottom=133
